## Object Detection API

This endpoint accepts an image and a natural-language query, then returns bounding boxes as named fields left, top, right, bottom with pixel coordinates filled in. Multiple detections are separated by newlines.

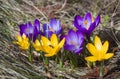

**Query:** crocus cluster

left=33, top=34, right=65, bottom=57
left=19, top=19, right=40, bottom=41
left=14, top=18, right=65, bottom=57
left=63, top=12, right=100, bottom=54
left=13, top=12, right=114, bottom=74
left=42, top=18, right=62, bottom=38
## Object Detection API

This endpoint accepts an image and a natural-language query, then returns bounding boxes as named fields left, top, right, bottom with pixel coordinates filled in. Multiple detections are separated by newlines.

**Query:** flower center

left=69, top=41, right=78, bottom=46
left=26, top=28, right=30, bottom=33
left=49, top=28, right=54, bottom=32
left=84, top=20, right=89, bottom=30
left=92, top=17, right=94, bottom=22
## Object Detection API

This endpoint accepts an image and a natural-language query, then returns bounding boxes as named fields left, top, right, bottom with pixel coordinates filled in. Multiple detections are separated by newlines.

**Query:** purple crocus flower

left=64, top=30, right=84, bottom=54
left=42, top=18, right=62, bottom=38
left=73, top=12, right=100, bottom=37
left=19, top=19, right=40, bottom=41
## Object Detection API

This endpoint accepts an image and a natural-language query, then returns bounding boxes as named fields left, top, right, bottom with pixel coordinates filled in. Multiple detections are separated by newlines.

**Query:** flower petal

left=84, top=12, right=92, bottom=23
left=19, top=24, right=27, bottom=36
left=41, top=36, right=51, bottom=46
left=17, top=35, right=22, bottom=42
left=88, top=22, right=96, bottom=34
left=51, top=34, right=58, bottom=47
left=49, top=18, right=57, bottom=29
left=58, top=37, right=65, bottom=48
left=104, top=53, right=114, bottom=59
left=34, top=19, right=40, bottom=32
left=33, top=39, right=42, bottom=51
left=74, top=47, right=83, bottom=54
left=73, top=15, right=83, bottom=29
left=87, top=43, right=97, bottom=56
left=85, top=56, right=97, bottom=62
left=95, top=14, right=100, bottom=26
left=76, top=30, right=84, bottom=45
left=101, top=41, right=109, bottom=55
left=94, top=36, right=102, bottom=50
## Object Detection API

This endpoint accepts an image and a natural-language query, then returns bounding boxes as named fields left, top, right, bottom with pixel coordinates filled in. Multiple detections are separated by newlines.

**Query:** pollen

left=69, top=41, right=78, bottom=46
left=84, top=20, right=89, bottom=30
left=92, top=17, right=94, bottom=22
left=26, top=28, right=30, bottom=33
left=84, top=20, right=88, bottom=26
left=49, top=28, right=54, bottom=32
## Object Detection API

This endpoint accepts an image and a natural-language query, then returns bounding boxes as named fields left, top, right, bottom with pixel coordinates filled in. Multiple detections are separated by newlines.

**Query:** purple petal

left=60, top=35, right=66, bottom=41
left=78, top=26, right=88, bottom=34
left=84, top=12, right=92, bottom=23
left=66, top=30, right=78, bottom=44
left=73, top=15, right=83, bottom=29
left=42, top=23, right=53, bottom=38
left=88, top=22, right=96, bottom=34
left=94, top=14, right=100, bottom=26
left=34, top=19, right=40, bottom=32
left=49, top=18, right=62, bottom=35
left=49, top=18, right=57, bottom=29
left=19, top=24, right=27, bottom=36
left=74, top=47, right=83, bottom=54
left=76, top=30, right=84, bottom=45
left=64, top=44, right=76, bottom=52
left=27, top=22, right=34, bottom=34
left=33, top=26, right=39, bottom=41
left=43, top=23, right=49, bottom=32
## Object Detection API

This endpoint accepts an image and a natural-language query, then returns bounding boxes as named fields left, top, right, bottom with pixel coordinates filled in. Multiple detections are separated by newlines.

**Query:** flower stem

left=99, top=61, right=104, bottom=77
left=28, top=42, right=33, bottom=63
left=44, top=57, right=49, bottom=67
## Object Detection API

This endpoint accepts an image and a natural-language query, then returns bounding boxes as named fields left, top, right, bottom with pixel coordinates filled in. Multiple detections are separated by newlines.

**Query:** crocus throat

left=92, top=17, right=94, bottom=22
left=49, top=27, right=54, bottom=32
left=84, top=20, right=89, bottom=30
left=69, top=41, right=78, bottom=46
left=26, top=28, right=30, bottom=33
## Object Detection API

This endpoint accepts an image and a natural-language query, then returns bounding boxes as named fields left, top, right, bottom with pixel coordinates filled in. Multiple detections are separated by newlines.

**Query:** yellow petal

left=45, top=52, right=55, bottom=57
left=22, top=34, right=27, bottom=39
left=58, top=38, right=65, bottom=48
left=104, top=53, right=114, bottom=59
left=87, top=43, right=97, bottom=56
left=42, top=46, right=53, bottom=53
left=19, top=41, right=30, bottom=50
left=85, top=56, right=97, bottom=62
left=43, top=46, right=56, bottom=57
left=101, top=41, right=109, bottom=55
left=33, top=39, right=42, bottom=51
left=41, top=36, right=51, bottom=46
left=34, top=39, right=41, bottom=46
left=50, top=34, right=58, bottom=47
left=94, top=36, right=102, bottom=50
left=17, top=35, right=22, bottom=42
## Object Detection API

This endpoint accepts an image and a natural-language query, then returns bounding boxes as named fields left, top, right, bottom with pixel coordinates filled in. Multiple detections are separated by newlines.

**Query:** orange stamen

left=49, top=28, right=54, bottom=32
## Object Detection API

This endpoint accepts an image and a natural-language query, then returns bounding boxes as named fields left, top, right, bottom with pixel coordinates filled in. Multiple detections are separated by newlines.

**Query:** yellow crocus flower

left=33, top=39, right=43, bottom=51
left=33, top=34, right=65, bottom=57
left=14, top=34, right=30, bottom=50
left=85, top=36, right=114, bottom=62
left=41, top=34, right=65, bottom=57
